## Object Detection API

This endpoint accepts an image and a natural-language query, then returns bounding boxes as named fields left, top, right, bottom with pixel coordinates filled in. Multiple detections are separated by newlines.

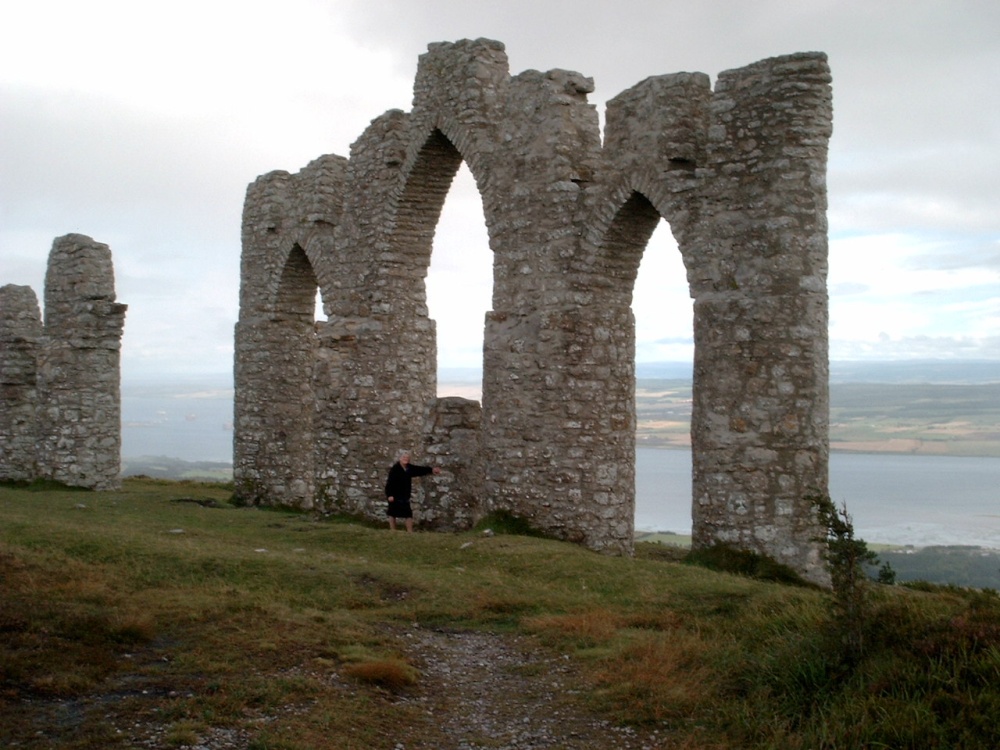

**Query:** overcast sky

left=2, top=0, right=998, bottom=382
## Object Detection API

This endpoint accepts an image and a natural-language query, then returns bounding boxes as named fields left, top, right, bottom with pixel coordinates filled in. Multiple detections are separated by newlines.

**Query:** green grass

left=2, top=478, right=999, bottom=749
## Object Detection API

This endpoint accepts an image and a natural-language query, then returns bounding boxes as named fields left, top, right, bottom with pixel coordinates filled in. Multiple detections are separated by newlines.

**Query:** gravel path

left=23, top=626, right=667, bottom=749
left=395, top=626, right=666, bottom=750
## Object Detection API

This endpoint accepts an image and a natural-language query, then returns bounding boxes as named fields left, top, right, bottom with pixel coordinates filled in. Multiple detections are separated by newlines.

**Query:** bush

left=341, top=659, right=417, bottom=692
left=812, top=494, right=895, bottom=668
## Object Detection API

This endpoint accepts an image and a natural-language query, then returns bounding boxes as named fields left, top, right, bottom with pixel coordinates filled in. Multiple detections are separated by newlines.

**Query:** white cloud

left=2, top=0, right=999, bottom=378
left=829, top=233, right=1000, bottom=359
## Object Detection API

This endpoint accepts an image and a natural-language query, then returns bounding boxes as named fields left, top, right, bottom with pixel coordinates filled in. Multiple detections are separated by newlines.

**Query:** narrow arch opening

left=384, top=128, right=466, bottom=419
left=426, top=161, right=491, bottom=401
left=633, top=222, right=693, bottom=366
left=275, top=245, right=319, bottom=323
left=632, top=220, right=694, bottom=540
left=602, top=191, right=695, bottom=542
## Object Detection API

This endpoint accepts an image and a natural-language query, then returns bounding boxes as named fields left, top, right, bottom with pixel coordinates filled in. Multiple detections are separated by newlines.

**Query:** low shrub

left=341, top=658, right=418, bottom=692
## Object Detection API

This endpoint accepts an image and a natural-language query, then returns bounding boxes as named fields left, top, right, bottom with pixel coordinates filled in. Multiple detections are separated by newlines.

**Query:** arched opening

left=601, top=191, right=695, bottom=543
left=631, top=220, right=695, bottom=539
left=382, top=128, right=465, bottom=422
left=372, top=130, right=488, bottom=530
left=258, top=243, right=318, bottom=507
left=426, top=161, right=491, bottom=401
left=632, top=223, right=694, bottom=366
left=276, top=244, right=318, bottom=322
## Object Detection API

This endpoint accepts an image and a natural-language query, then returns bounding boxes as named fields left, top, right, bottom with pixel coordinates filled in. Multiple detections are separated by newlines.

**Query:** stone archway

left=234, top=39, right=832, bottom=583
left=234, top=241, right=320, bottom=508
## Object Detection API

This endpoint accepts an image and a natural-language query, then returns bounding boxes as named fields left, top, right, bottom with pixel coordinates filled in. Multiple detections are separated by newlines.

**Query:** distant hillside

left=633, top=369, right=1000, bottom=456
left=830, top=359, right=1000, bottom=384
left=636, top=359, right=1000, bottom=384
left=450, top=360, right=1000, bottom=384
left=121, top=455, right=232, bottom=482
left=119, top=360, right=1000, bottom=469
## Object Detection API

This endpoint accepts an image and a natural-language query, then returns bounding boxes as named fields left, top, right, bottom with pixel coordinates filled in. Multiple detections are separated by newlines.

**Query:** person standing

left=384, top=449, right=440, bottom=532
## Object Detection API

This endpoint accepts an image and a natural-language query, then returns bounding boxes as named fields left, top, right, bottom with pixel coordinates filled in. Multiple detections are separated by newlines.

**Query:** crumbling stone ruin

left=0, top=234, right=127, bottom=490
left=235, top=39, right=832, bottom=583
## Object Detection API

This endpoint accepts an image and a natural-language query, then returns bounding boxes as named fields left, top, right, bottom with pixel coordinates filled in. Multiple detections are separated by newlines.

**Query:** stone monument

left=234, top=39, right=832, bottom=583
left=0, top=234, right=127, bottom=489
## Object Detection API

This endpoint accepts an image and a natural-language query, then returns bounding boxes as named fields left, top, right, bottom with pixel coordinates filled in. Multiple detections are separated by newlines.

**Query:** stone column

left=480, top=66, right=623, bottom=550
left=233, top=170, right=320, bottom=509
left=686, top=53, right=832, bottom=584
left=0, top=285, right=43, bottom=481
left=37, top=234, right=127, bottom=490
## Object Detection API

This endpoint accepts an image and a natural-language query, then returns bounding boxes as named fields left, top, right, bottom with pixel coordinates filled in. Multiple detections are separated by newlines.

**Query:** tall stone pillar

left=0, top=285, right=43, bottom=481
left=36, top=234, right=127, bottom=490
left=233, top=171, right=319, bottom=509
left=686, top=54, right=832, bottom=584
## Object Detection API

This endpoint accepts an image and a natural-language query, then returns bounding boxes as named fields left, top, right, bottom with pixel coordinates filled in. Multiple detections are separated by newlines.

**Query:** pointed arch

left=601, top=191, right=664, bottom=295
left=275, top=244, right=320, bottom=320
left=394, top=129, right=465, bottom=263
left=233, top=241, right=319, bottom=509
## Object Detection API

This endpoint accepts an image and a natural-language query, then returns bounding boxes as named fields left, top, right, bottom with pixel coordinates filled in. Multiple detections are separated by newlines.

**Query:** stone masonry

left=0, top=234, right=127, bottom=489
left=234, top=39, right=832, bottom=583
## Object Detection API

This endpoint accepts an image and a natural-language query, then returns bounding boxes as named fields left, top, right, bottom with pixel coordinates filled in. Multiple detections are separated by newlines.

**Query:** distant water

left=636, top=448, right=1000, bottom=549
left=121, top=377, right=999, bottom=549
left=121, top=377, right=234, bottom=463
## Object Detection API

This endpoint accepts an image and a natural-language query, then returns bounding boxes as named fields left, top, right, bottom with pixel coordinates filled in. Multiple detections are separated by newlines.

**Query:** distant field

left=828, top=382, right=1000, bottom=457
left=634, top=379, right=1000, bottom=457
left=635, top=379, right=693, bottom=449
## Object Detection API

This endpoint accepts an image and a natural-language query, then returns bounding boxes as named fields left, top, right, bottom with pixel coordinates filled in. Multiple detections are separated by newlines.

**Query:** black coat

left=384, top=461, right=433, bottom=503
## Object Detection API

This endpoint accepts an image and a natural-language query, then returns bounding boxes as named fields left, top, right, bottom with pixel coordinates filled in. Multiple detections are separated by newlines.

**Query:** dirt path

left=396, top=626, right=666, bottom=750
left=15, top=627, right=667, bottom=749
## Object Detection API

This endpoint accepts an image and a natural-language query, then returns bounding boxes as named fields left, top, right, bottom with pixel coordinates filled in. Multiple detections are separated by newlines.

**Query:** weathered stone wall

left=418, top=397, right=484, bottom=531
left=0, top=285, right=44, bottom=482
left=684, top=55, right=832, bottom=578
left=234, top=39, right=832, bottom=583
left=0, top=234, right=127, bottom=489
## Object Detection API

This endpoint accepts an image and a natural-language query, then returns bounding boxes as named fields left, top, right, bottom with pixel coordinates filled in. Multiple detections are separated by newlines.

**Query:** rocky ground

left=112, top=626, right=667, bottom=749
left=395, top=626, right=666, bottom=750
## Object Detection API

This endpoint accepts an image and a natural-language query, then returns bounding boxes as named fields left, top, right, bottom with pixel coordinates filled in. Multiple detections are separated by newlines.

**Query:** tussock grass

left=341, top=658, right=418, bottom=691
left=2, top=478, right=999, bottom=749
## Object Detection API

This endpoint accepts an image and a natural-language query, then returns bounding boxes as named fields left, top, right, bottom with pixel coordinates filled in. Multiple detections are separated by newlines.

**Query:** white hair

left=396, top=449, right=411, bottom=461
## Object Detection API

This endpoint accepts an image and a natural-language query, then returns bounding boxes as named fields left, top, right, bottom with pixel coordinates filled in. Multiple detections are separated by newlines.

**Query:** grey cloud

left=5, top=0, right=997, bottom=374
left=344, top=1, right=1000, bottom=245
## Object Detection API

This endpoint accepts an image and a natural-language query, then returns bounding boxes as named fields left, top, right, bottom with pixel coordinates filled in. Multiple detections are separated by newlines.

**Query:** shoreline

left=636, top=441, right=1000, bottom=459
left=635, top=531, right=1000, bottom=555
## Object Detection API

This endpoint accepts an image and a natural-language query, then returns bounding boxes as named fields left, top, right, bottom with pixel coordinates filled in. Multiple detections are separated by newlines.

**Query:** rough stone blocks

left=0, top=234, right=127, bottom=489
left=234, top=39, right=832, bottom=584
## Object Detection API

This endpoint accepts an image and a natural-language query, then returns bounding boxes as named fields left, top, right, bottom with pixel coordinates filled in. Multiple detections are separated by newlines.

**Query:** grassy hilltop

left=3, top=479, right=999, bottom=749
